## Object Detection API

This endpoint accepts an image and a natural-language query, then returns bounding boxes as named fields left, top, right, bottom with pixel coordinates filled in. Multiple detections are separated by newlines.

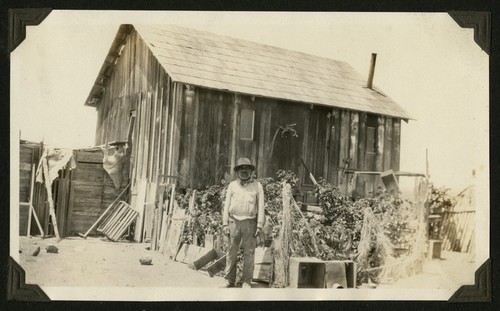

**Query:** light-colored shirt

left=222, top=180, right=265, bottom=228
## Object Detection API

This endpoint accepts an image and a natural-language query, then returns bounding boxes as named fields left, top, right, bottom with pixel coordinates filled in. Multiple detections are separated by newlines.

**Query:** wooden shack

left=19, top=140, right=130, bottom=238
left=85, top=24, right=411, bottom=200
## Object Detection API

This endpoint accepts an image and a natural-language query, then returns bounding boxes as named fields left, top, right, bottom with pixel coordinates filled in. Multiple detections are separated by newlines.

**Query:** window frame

left=239, top=108, right=255, bottom=141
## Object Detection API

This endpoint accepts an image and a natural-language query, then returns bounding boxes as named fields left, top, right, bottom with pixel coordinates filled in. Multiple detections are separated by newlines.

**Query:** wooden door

left=68, top=151, right=106, bottom=236
left=266, top=102, right=305, bottom=180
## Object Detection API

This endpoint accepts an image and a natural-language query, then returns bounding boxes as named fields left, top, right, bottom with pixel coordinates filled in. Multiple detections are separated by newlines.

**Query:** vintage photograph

left=10, top=11, right=489, bottom=301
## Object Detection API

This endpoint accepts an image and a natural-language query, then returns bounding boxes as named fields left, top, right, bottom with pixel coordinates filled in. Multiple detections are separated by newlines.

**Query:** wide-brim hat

left=234, top=157, right=256, bottom=172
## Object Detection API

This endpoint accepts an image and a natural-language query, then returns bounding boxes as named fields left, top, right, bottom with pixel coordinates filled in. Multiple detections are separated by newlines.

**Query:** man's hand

left=223, top=225, right=230, bottom=236
left=254, top=227, right=262, bottom=237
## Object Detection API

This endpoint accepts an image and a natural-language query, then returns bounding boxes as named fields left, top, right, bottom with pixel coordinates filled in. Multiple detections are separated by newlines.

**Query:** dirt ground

left=18, top=236, right=229, bottom=288
left=17, top=236, right=476, bottom=292
left=377, top=250, right=476, bottom=291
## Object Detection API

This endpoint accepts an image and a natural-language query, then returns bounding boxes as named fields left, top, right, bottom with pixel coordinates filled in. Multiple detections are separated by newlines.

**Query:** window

left=239, top=108, right=255, bottom=140
left=364, top=114, right=378, bottom=170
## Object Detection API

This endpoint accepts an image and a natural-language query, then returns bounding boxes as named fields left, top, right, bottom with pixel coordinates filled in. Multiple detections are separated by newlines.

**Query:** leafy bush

left=428, top=184, right=455, bottom=213
left=176, top=170, right=418, bottom=285
left=178, top=185, right=225, bottom=246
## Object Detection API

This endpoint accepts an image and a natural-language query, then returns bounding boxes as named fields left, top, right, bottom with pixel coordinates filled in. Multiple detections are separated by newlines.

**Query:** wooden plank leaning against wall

left=92, top=28, right=187, bottom=241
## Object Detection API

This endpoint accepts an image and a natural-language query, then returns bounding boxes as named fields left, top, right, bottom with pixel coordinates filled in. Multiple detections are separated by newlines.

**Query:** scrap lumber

left=160, top=86, right=169, bottom=176
left=97, top=201, right=138, bottom=241
left=300, top=158, right=318, bottom=186
left=150, top=183, right=166, bottom=250
left=133, top=179, right=148, bottom=242
left=381, top=169, right=400, bottom=193
left=175, top=244, right=213, bottom=266
left=253, top=263, right=273, bottom=283
left=25, top=164, right=45, bottom=237
left=162, top=204, right=186, bottom=258
left=273, top=183, right=293, bottom=287
left=204, top=234, right=217, bottom=249
left=148, top=89, right=158, bottom=180
left=206, top=251, right=227, bottom=277
left=78, top=183, right=130, bottom=238
left=159, top=184, right=177, bottom=253
left=26, top=164, right=34, bottom=236
left=23, top=203, right=44, bottom=237
left=189, top=248, right=219, bottom=270
left=253, top=247, right=273, bottom=283
left=254, top=247, right=273, bottom=264
left=100, top=203, right=128, bottom=232
left=42, top=156, right=60, bottom=240
left=151, top=205, right=159, bottom=250
left=157, top=200, right=170, bottom=252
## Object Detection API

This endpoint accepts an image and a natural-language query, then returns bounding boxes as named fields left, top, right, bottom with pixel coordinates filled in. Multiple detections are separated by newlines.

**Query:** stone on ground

left=140, top=256, right=153, bottom=265
left=29, top=246, right=41, bottom=256
left=45, top=245, right=59, bottom=253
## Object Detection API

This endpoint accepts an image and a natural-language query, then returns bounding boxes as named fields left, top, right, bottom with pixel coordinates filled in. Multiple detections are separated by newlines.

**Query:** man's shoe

left=221, top=280, right=235, bottom=288
left=241, top=282, right=252, bottom=289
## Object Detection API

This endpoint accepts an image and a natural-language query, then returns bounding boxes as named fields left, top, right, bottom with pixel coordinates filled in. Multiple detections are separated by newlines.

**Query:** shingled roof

left=86, top=24, right=411, bottom=120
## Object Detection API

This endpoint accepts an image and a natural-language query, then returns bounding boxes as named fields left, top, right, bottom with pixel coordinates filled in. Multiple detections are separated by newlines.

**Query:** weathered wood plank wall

left=190, top=89, right=233, bottom=187
left=92, top=28, right=181, bottom=194
left=68, top=150, right=129, bottom=236
left=172, top=85, right=403, bottom=197
left=93, top=27, right=403, bottom=202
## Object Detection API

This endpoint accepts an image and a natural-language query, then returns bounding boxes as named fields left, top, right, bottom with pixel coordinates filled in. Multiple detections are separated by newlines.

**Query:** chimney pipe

left=367, top=53, right=377, bottom=89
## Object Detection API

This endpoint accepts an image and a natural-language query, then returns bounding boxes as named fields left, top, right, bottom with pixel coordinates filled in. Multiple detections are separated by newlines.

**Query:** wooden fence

left=441, top=210, right=475, bottom=254
left=19, top=144, right=130, bottom=238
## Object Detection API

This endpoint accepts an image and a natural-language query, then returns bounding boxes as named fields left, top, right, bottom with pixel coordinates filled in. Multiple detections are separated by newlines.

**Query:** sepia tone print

left=9, top=10, right=489, bottom=301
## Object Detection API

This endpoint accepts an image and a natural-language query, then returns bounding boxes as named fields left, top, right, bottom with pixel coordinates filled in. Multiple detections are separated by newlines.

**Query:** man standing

left=222, top=157, right=265, bottom=288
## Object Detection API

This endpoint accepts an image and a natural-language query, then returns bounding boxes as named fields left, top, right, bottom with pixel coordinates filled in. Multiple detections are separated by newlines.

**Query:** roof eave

left=178, top=80, right=413, bottom=121
left=84, top=24, right=134, bottom=108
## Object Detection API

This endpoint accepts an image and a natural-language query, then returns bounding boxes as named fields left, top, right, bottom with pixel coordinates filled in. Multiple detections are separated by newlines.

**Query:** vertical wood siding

left=94, top=29, right=182, bottom=189
left=69, top=150, right=129, bottom=236
left=94, top=29, right=404, bottom=198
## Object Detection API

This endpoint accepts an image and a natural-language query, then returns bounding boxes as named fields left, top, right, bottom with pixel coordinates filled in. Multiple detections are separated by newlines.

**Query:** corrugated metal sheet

left=93, top=24, right=411, bottom=119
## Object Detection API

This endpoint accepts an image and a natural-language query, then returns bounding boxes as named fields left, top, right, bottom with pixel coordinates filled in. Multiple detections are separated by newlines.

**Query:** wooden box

left=253, top=247, right=273, bottom=283
left=289, top=257, right=356, bottom=288
left=175, top=244, right=213, bottom=267
left=327, top=260, right=356, bottom=288
left=289, top=257, right=325, bottom=288
left=381, top=170, right=400, bottom=194
left=428, top=239, right=443, bottom=259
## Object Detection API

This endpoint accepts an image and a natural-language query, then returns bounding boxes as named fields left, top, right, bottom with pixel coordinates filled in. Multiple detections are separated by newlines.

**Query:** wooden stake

left=133, top=179, right=148, bottom=242
left=300, top=158, right=318, bottom=186
left=30, top=204, right=45, bottom=237
left=26, top=164, right=35, bottom=237
left=42, top=156, right=60, bottom=240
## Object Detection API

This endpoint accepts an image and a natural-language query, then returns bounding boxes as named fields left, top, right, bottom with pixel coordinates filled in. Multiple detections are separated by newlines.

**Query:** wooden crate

left=289, top=257, right=356, bottom=288
left=325, top=260, right=356, bottom=288
left=289, top=257, right=325, bottom=288
left=253, top=263, right=272, bottom=283
left=253, top=247, right=273, bottom=283
left=428, top=239, right=443, bottom=259
left=206, top=251, right=227, bottom=277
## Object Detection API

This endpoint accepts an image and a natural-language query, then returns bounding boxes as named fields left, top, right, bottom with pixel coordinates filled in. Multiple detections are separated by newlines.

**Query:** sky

left=10, top=11, right=489, bottom=193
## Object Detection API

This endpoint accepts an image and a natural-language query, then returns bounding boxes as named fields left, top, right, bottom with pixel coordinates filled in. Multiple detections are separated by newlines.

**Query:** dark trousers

left=224, top=217, right=257, bottom=285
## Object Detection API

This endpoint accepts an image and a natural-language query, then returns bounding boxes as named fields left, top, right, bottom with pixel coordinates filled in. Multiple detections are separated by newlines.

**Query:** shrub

left=176, top=170, right=418, bottom=285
